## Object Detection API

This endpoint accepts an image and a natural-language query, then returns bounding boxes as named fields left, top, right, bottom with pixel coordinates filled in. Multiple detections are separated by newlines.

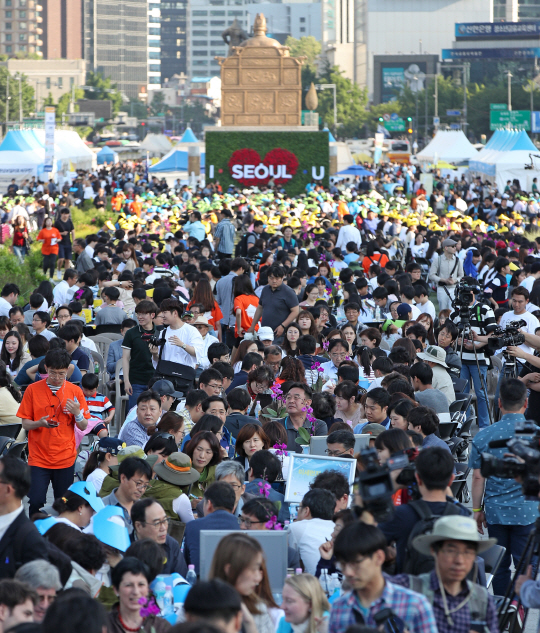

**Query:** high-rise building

left=0, top=0, right=43, bottom=58
left=160, top=0, right=187, bottom=84
left=148, top=0, right=161, bottom=90
left=83, top=0, right=147, bottom=99
left=41, top=0, right=82, bottom=59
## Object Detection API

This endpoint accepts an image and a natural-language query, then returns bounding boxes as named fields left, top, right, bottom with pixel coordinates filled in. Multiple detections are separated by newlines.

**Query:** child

left=95, top=286, right=127, bottom=326
left=413, top=284, right=436, bottom=320
left=81, top=373, right=115, bottom=426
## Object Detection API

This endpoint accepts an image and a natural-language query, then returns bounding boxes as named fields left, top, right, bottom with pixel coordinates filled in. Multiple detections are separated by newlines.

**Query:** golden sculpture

left=305, top=83, right=318, bottom=111
left=216, top=13, right=305, bottom=127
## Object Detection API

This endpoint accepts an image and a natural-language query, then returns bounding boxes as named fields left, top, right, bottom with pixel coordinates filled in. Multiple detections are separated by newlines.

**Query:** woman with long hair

left=415, top=313, right=436, bottom=345
left=233, top=274, right=260, bottom=351
left=83, top=439, right=121, bottom=493
left=391, top=337, right=417, bottom=364
left=184, top=430, right=222, bottom=504
left=279, top=574, right=330, bottom=633
left=256, top=251, right=274, bottom=283
left=340, top=323, right=357, bottom=356
left=297, top=310, right=319, bottom=339
left=209, top=533, right=278, bottom=633
left=13, top=323, right=32, bottom=356
left=231, top=339, right=259, bottom=372
left=362, top=241, right=389, bottom=274
left=334, top=380, right=363, bottom=428
left=188, top=276, right=224, bottom=341
left=276, top=356, right=306, bottom=389
left=389, top=398, right=418, bottom=431
left=282, top=322, right=301, bottom=356
left=12, top=216, right=29, bottom=263
left=299, top=284, right=320, bottom=308
left=425, top=236, right=441, bottom=262
left=342, top=282, right=361, bottom=306
left=37, top=216, right=62, bottom=279
left=355, top=345, right=376, bottom=380
left=0, top=360, right=21, bottom=426
left=478, top=252, right=497, bottom=284
left=0, top=330, right=29, bottom=377
left=122, top=243, right=139, bottom=272
left=36, top=280, right=54, bottom=309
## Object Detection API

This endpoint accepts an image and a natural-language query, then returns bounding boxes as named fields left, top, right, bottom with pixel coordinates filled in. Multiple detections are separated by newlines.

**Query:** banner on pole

left=44, top=107, right=55, bottom=173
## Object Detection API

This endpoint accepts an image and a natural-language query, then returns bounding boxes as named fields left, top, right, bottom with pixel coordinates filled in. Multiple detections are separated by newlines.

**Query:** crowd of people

left=1, top=163, right=540, bottom=633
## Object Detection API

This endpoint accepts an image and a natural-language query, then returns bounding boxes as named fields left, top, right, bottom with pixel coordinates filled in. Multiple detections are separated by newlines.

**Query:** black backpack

left=234, top=232, right=255, bottom=257
left=402, top=499, right=467, bottom=575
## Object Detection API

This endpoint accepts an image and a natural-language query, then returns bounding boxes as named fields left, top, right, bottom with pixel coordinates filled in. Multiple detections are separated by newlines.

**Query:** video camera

left=354, top=447, right=419, bottom=522
left=487, top=319, right=527, bottom=351
left=480, top=420, right=540, bottom=498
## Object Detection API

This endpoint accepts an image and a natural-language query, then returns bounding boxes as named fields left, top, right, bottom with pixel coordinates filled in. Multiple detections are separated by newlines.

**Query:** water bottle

left=319, top=569, right=329, bottom=597
left=330, top=573, right=341, bottom=599
left=375, top=305, right=381, bottom=321
left=186, top=565, right=197, bottom=586
left=337, top=304, right=345, bottom=322
left=163, top=586, right=175, bottom=620
left=154, top=578, right=167, bottom=610
left=94, top=361, right=100, bottom=375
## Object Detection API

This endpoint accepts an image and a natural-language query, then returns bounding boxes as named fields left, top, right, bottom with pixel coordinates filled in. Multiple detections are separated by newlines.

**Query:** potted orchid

left=295, top=404, right=317, bottom=453
left=265, top=381, right=287, bottom=420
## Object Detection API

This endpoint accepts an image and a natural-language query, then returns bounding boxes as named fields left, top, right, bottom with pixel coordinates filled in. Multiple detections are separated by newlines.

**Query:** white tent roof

left=416, top=130, right=479, bottom=164
left=140, top=134, right=173, bottom=156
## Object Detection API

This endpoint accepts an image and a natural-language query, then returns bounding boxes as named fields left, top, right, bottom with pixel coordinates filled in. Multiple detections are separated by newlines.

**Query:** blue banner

left=456, top=22, right=540, bottom=38
left=442, top=47, right=540, bottom=60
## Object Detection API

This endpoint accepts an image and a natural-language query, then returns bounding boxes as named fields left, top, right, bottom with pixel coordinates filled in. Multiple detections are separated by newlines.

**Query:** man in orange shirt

left=17, top=348, right=90, bottom=515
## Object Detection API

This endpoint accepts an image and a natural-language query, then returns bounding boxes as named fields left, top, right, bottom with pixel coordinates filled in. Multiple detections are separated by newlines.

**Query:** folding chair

left=113, top=359, right=129, bottom=436
left=438, top=422, right=458, bottom=441
left=478, top=544, right=506, bottom=589
left=95, top=324, right=122, bottom=335
left=0, top=423, right=22, bottom=439
left=451, top=376, right=468, bottom=394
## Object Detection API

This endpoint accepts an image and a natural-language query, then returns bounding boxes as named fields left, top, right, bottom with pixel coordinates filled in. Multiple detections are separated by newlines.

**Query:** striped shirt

left=450, top=301, right=497, bottom=364
left=328, top=580, right=438, bottom=633
left=214, top=218, right=236, bottom=254
left=85, top=393, right=114, bottom=421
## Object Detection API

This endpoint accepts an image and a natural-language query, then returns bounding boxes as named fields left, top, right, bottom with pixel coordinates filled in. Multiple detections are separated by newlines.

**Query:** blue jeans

left=13, top=246, right=27, bottom=263
left=460, top=362, right=490, bottom=428
left=487, top=522, right=535, bottom=595
left=128, top=382, right=148, bottom=410
left=29, top=463, right=75, bottom=516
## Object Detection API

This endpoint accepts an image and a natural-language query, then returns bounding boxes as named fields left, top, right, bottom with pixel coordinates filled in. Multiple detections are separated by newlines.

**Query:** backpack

left=234, top=232, right=255, bottom=257
left=408, top=573, right=489, bottom=623
left=402, top=499, right=467, bottom=575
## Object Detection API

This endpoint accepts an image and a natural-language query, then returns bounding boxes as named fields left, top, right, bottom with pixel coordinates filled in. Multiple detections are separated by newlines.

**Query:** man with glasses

left=325, top=430, right=356, bottom=459
left=391, top=516, right=498, bottom=633
left=320, top=339, right=350, bottom=383
left=119, top=390, right=162, bottom=449
left=102, top=456, right=153, bottom=536
left=263, top=345, right=282, bottom=377
left=429, top=238, right=463, bottom=311
left=31, top=311, right=56, bottom=341
left=17, top=348, right=91, bottom=516
left=278, top=383, right=328, bottom=453
left=199, top=368, right=224, bottom=398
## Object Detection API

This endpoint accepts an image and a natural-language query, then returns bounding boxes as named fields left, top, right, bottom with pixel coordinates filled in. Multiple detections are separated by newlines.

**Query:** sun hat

left=68, top=481, right=106, bottom=513
left=93, top=506, right=131, bottom=552
left=413, top=515, right=497, bottom=555
left=109, top=445, right=159, bottom=473
left=258, top=326, right=274, bottom=341
left=34, top=517, right=58, bottom=536
left=416, top=345, right=449, bottom=368
left=192, top=316, right=210, bottom=328
left=153, top=452, right=201, bottom=486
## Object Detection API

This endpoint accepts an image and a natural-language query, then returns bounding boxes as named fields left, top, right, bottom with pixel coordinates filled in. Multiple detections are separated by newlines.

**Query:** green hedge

left=205, top=131, right=329, bottom=196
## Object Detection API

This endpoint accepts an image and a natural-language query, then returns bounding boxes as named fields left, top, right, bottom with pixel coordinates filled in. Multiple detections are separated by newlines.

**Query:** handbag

left=154, top=330, right=196, bottom=395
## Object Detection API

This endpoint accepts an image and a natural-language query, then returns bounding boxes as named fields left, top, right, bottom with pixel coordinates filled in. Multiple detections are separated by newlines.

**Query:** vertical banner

left=44, top=106, right=55, bottom=173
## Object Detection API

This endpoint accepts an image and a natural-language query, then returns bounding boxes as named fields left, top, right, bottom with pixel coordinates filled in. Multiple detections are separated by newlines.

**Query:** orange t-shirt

left=37, top=227, right=62, bottom=256
left=362, top=253, right=389, bottom=274
left=16, top=379, right=91, bottom=469
left=188, top=301, right=223, bottom=329
left=233, top=294, right=260, bottom=336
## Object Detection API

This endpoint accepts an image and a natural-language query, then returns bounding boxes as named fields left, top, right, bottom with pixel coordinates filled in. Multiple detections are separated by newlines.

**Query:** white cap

left=258, top=326, right=274, bottom=341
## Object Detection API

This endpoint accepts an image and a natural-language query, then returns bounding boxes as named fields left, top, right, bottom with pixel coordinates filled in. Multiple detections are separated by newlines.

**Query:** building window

left=46, top=77, right=50, bottom=89
left=176, top=26, right=185, bottom=33
left=193, top=20, right=206, bottom=26
left=300, top=17, right=305, bottom=22
left=192, top=30, right=206, bottom=36
left=176, top=51, right=182, bottom=58
left=193, top=50, right=207, bottom=56
left=210, top=50, right=225, bottom=56
left=5, top=0, right=11, bottom=6
left=5, top=45, right=11, bottom=52
left=228, top=10, right=242, bottom=15
left=210, top=40, right=224, bottom=45
left=193, top=40, right=207, bottom=46
left=19, top=0, right=25, bottom=5
left=18, top=33, right=25, bottom=40
left=149, top=51, right=161, bottom=58
left=5, top=23, right=11, bottom=29
left=149, top=76, right=161, bottom=84
left=210, top=10, right=225, bottom=15
left=149, top=15, right=160, bottom=22
left=300, top=27, right=305, bottom=32
left=192, top=10, right=207, bottom=15
left=19, top=21, right=26, bottom=29
left=70, top=77, right=74, bottom=87
left=149, top=3, right=160, bottom=9
left=210, top=20, right=225, bottom=25
left=149, top=64, right=160, bottom=71
left=18, top=9, right=24, bottom=16
left=5, top=10, right=10, bottom=16
left=193, top=60, right=208, bottom=66
left=176, top=38, right=184, bottom=45
left=149, top=27, right=160, bottom=35
left=5, top=33, right=11, bottom=41
left=149, top=39, right=160, bottom=46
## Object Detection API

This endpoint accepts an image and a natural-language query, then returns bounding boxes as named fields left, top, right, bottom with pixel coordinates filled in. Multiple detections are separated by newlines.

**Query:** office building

left=83, top=0, right=148, bottom=99
left=244, top=2, right=321, bottom=42
left=0, top=0, right=43, bottom=57
left=41, top=0, right=82, bottom=59
left=148, top=0, right=161, bottom=90
left=160, top=0, right=187, bottom=84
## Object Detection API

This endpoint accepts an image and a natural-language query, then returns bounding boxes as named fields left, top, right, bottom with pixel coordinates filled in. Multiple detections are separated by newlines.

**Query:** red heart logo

left=228, top=147, right=299, bottom=186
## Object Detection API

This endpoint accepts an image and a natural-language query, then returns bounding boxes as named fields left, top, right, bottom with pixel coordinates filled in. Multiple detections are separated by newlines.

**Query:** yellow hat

left=509, top=262, right=520, bottom=271
left=498, top=226, right=509, bottom=232
left=450, top=222, right=460, bottom=231
left=499, top=214, right=511, bottom=222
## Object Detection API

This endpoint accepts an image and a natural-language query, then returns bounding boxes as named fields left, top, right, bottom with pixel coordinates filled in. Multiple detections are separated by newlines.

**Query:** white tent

left=140, top=133, right=173, bottom=157
left=416, top=130, right=479, bottom=164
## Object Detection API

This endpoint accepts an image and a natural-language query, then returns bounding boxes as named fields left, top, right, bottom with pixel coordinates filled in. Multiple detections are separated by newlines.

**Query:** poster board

left=284, top=453, right=356, bottom=504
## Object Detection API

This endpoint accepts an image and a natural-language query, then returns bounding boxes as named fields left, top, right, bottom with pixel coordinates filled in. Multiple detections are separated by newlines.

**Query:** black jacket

left=225, top=413, right=260, bottom=439
left=162, top=534, right=187, bottom=577
left=226, top=371, right=248, bottom=394
left=0, top=510, right=49, bottom=579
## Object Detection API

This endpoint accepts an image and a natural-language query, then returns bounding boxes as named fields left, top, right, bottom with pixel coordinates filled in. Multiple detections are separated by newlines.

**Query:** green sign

left=490, top=103, right=508, bottom=111
left=490, top=109, right=530, bottom=130
left=384, top=118, right=406, bottom=132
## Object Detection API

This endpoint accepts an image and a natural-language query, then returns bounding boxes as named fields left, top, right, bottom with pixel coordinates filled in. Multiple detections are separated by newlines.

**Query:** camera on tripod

left=454, top=279, right=478, bottom=308
left=487, top=319, right=527, bottom=351
left=480, top=420, right=540, bottom=498
left=355, top=447, right=418, bottom=522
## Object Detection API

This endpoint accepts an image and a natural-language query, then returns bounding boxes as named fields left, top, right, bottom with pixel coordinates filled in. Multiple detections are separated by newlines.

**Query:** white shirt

left=198, top=334, right=215, bottom=370
left=0, top=504, right=23, bottom=542
left=157, top=323, right=205, bottom=369
left=520, top=275, right=536, bottom=293
left=0, top=297, right=12, bottom=318
left=172, top=493, right=195, bottom=523
left=499, top=309, right=540, bottom=356
left=416, top=300, right=436, bottom=320
left=85, top=245, right=95, bottom=259
left=81, top=336, right=97, bottom=353
left=336, top=224, right=362, bottom=250
left=320, top=360, right=339, bottom=382
left=287, top=518, right=334, bottom=575
left=86, top=468, right=107, bottom=493
left=53, top=280, right=77, bottom=306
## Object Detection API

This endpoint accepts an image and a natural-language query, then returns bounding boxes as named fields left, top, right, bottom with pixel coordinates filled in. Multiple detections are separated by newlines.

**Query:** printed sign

left=490, top=109, right=530, bottom=131
left=442, top=48, right=540, bottom=60
left=44, top=106, right=55, bottom=173
left=455, top=22, right=540, bottom=38
left=284, top=453, right=356, bottom=503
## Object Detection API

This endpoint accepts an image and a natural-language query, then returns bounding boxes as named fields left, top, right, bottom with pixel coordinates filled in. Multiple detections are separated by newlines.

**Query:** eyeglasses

left=132, top=480, right=150, bottom=491
left=206, top=383, right=223, bottom=390
left=285, top=394, right=304, bottom=401
left=325, top=449, right=349, bottom=457
left=227, top=482, right=243, bottom=490
left=143, top=517, right=171, bottom=529
left=48, top=370, right=67, bottom=378
left=153, top=432, right=177, bottom=442
left=330, top=352, right=347, bottom=359
left=439, top=545, right=476, bottom=560
left=238, top=516, right=266, bottom=528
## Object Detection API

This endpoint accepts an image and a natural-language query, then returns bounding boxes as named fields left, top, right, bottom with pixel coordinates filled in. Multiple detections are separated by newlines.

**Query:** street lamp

left=314, top=83, right=337, bottom=133
left=507, top=70, right=513, bottom=111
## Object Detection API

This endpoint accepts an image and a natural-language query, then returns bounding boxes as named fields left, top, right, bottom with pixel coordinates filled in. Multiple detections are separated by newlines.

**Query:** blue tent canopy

left=97, top=146, right=118, bottom=165
left=149, top=149, right=205, bottom=173
left=337, top=164, right=374, bottom=177
left=323, top=126, right=336, bottom=143
left=179, top=127, right=198, bottom=143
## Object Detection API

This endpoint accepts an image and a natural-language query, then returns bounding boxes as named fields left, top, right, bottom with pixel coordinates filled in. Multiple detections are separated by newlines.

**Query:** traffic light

left=407, top=117, right=413, bottom=134
left=378, top=117, right=384, bottom=122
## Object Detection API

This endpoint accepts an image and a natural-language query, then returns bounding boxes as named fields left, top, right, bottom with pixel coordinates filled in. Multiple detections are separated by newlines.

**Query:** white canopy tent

left=416, top=130, right=479, bottom=164
left=140, top=134, right=173, bottom=157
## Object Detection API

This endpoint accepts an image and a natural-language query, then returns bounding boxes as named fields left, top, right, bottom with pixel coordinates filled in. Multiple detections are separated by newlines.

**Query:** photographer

left=377, top=447, right=469, bottom=574
left=450, top=281, right=497, bottom=429
left=470, top=378, right=538, bottom=595
left=429, top=238, right=464, bottom=311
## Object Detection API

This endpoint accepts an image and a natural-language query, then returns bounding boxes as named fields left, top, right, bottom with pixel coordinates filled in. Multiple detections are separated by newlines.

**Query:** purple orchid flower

left=139, top=597, right=160, bottom=618
left=257, top=481, right=272, bottom=498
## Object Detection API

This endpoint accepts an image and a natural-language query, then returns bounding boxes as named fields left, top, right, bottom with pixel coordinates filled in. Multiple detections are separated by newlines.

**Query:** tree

left=83, top=71, right=123, bottom=115
left=285, top=35, right=321, bottom=73
left=149, top=91, right=166, bottom=116
left=0, top=68, right=35, bottom=121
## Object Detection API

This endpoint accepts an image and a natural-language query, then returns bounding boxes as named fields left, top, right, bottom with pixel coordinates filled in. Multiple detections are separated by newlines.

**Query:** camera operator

left=499, top=287, right=540, bottom=356
left=377, top=447, right=469, bottom=574
left=450, top=282, right=497, bottom=429
left=506, top=329, right=540, bottom=425
left=470, top=378, right=538, bottom=596
left=429, top=238, right=464, bottom=311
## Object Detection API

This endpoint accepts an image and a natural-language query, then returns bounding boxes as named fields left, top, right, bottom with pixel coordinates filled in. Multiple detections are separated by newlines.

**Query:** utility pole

left=5, top=73, right=9, bottom=126
left=463, top=63, right=468, bottom=137
left=507, top=70, right=513, bottom=111
left=18, top=75, right=22, bottom=125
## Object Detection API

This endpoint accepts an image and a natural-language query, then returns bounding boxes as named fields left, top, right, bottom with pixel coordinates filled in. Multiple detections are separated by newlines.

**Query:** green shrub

left=0, top=243, right=47, bottom=303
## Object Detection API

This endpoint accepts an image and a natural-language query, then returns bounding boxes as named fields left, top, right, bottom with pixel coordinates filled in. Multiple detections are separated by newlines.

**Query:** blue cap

left=34, top=517, right=57, bottom=535
left=68, top=481, right=106, bottom=513
left=93, top=506, right=131, bottom=552
left=396, top=303, right=412, bottom=319
left=97, top=437, right=123, bottom=455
